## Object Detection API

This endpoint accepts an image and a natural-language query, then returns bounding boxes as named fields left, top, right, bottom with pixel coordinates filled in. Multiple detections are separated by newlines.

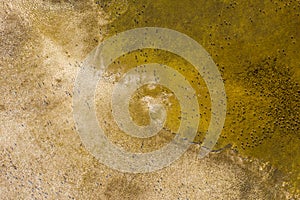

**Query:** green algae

left=95, top=0, right=300, bottom=194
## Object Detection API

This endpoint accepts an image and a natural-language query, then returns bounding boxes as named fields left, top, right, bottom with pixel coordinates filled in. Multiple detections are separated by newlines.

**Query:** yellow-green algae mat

left=73, top=26, right=228, bottom=173
left=95, top=0, right=299, bottom=194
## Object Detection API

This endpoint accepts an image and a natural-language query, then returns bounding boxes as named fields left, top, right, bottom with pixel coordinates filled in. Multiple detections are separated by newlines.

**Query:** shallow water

left=0, top=0, right=299, bottom=199
left=102, top=0, right=300, bottom=193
